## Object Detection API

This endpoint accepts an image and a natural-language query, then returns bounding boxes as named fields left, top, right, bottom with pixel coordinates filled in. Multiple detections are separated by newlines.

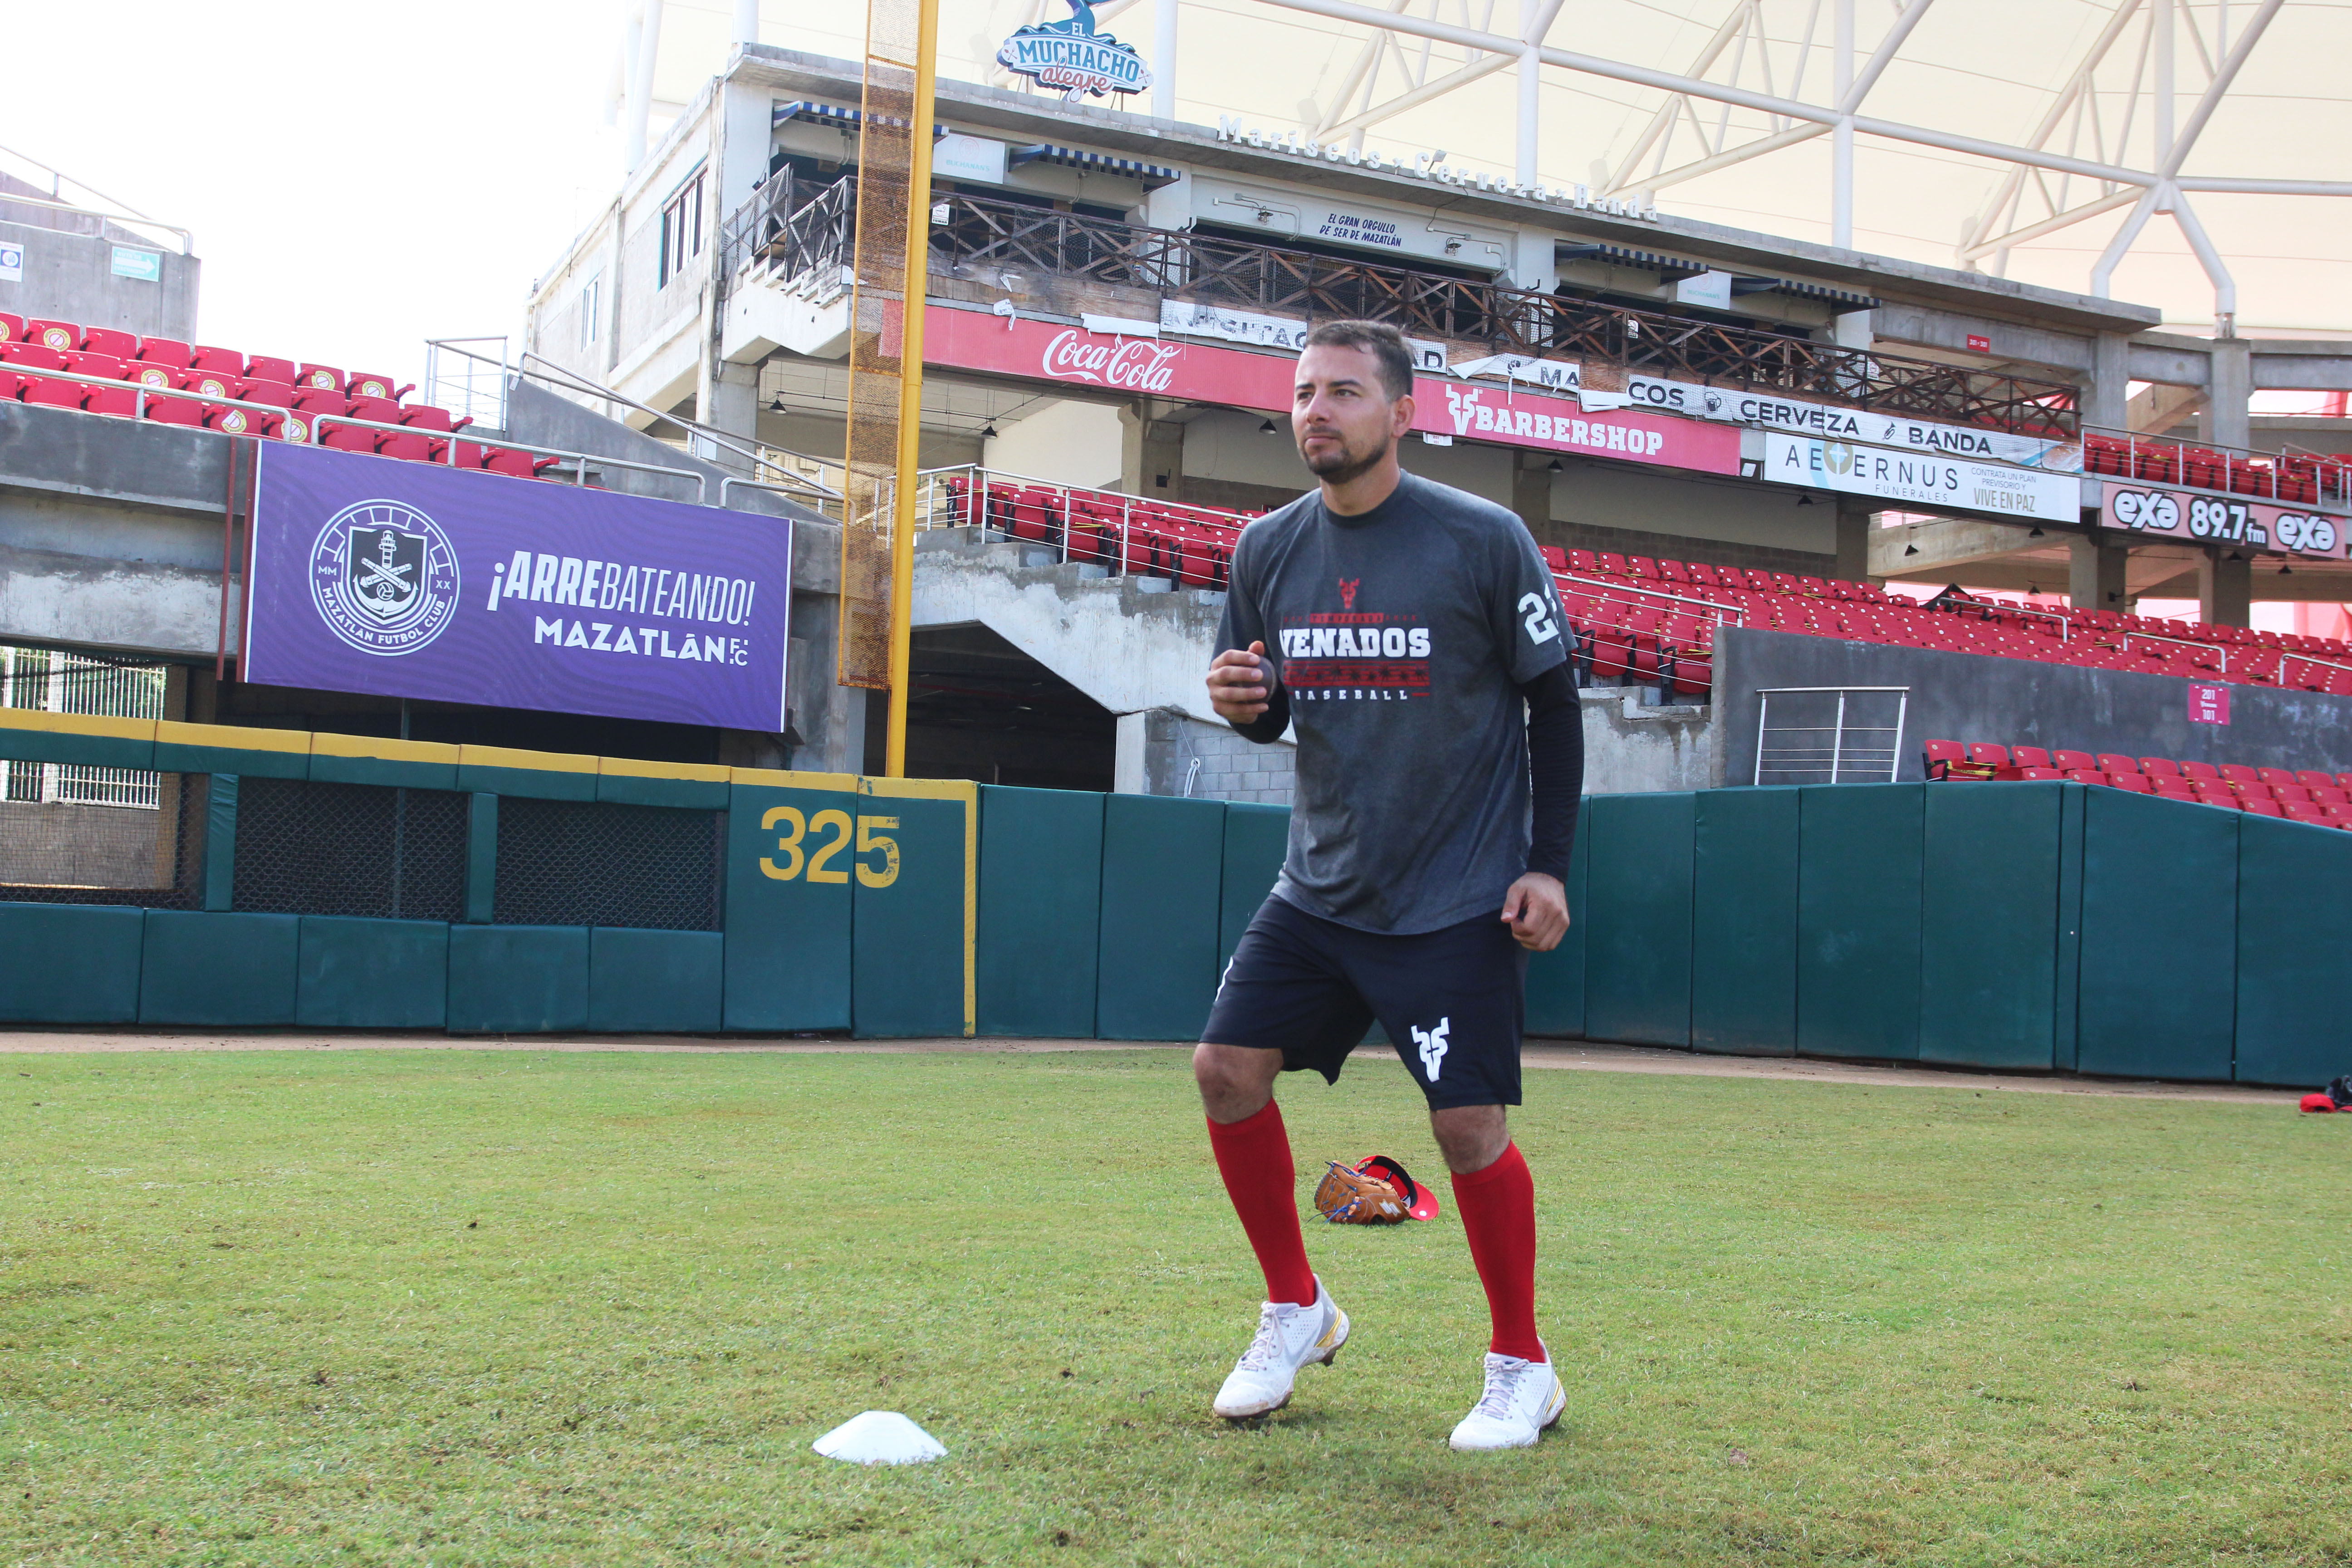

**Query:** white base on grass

left=812, top=1410, right=948, bottom=1465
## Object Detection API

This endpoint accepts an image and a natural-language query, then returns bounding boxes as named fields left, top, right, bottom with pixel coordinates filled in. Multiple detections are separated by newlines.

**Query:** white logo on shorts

left=1412, top=1017, right=1450, bottom=1082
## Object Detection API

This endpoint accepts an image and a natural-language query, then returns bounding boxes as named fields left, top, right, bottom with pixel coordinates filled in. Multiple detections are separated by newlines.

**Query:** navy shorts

left=1202, top=894, right=1529, bottom=1109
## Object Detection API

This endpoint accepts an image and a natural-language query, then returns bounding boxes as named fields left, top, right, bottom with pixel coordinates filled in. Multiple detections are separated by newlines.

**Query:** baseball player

left=1197, top=318, right=1583, bottom=1450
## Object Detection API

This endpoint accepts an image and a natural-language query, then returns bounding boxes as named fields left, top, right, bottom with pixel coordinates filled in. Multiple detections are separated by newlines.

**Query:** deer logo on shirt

left=1413, top=1016, right=1450, bottom=1082
left=1338, top=578, right=1360, bottom=611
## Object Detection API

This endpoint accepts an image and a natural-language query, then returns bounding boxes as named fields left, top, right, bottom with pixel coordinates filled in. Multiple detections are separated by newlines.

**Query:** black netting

left=0, top=772, right=201, bottom=908
left=231, top=777, right=469, bottom=921
left=493, top=798, right=721, bottom=931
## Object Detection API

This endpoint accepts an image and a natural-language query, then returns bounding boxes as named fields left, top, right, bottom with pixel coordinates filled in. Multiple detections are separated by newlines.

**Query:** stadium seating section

left=1926, top=738, right=2352, bottom=828
left=2082, top=431, right=2352, bottom=509
left=0, top=311, right=559, bottom=480
left=940, top=469, right=2352, bottom=705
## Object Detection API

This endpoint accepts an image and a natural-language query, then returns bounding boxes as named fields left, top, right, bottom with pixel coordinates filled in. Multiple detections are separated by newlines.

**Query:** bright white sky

left=6, top=0, right=2346, bottom=393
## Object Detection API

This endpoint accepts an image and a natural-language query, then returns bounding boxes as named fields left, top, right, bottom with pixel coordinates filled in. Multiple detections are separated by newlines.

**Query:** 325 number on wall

left=759, top=806, right=900, bottom=888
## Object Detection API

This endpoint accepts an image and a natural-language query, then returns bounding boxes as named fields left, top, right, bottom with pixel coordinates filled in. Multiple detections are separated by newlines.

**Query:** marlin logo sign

left=997, top=0, right=1152, bottom=101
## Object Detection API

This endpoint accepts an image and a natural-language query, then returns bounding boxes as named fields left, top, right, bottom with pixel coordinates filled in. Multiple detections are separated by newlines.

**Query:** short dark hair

left=1302, top=319, right=1414, bottom=401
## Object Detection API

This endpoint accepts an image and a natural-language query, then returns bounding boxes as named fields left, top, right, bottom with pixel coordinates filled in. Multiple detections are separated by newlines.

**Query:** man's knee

left=1430, top=1103, right=1509, bottom=1173
left=1194, top=1043, right=1279, bottom=1120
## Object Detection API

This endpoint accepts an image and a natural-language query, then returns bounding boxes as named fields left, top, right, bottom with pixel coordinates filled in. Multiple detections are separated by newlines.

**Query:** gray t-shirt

left=1215, top=470, right=1570, bottom=934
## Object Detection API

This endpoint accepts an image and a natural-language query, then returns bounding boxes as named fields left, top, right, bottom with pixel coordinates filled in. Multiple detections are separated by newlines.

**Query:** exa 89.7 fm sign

left=2102, top=480, right=2348, bottom=560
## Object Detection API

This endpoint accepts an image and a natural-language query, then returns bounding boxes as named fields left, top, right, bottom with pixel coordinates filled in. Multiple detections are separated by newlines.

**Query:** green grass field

left=1, top=1045, right=2346, bottom=1567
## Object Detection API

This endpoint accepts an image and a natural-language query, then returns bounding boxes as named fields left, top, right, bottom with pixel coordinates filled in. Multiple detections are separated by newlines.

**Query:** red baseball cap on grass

left=1357, top=1155, right=1441, bottom=1221
left=2299, top=1093, right=2337, bottom=1114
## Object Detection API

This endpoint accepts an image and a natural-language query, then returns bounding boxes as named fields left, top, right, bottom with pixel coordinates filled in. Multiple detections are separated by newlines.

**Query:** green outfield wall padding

left=1797, top=783, right=1923, bottom=1061
left=1690, top=787, right=1798, bottom=1056
left=139, top=910, right=298, bottom=1026
left=723, top=779, right=856, bottom=1032
left=2234, top=813, right=2352, bottom=1087
left=2053, top=784, right=2087, bottom=1072
left=1584, top=791, right=1695, bottom=1047
left=0, top=722, right=153, bottom=771
left=1919, top=783, right=2063, bottom=1070
left=203, top=774, right=237, bottom=911
left=0, top=903, right=143, bottom=1024
left=295, top=916, right=450, bottom=1029
left=456, top=763, right=596, bottom=800
left=446, top=924, right=590, bottom=1034
left=598, top=773, right=730, bottom=810
left=1097, top=794, right=1225, bottom=1041
left=852, top=783, right=974, bottom=1039
left=976, top=785, right=1102, bottom=1039
left=1523, top=797, right=1589, bottom=1037
left=465, top=794, right=497, bottom=924
left=153, top=736, right=309, bottom=779
left=307, top=753, right=460, bottom=791
left=1218, top=803, right=1291, bottom=969
left=588, top=927, right=724, bottom=1033
left=2077, top=789, right=2236, bottom=1082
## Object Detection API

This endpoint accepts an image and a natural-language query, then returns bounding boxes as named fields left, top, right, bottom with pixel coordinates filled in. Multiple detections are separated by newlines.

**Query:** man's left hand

left=1500, top=872, right=1568, bottom=951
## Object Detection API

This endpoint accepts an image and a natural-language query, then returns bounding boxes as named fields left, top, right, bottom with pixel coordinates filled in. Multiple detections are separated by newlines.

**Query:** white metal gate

left=0, top=646, right=167, bottom=809
left=1753, top=686, right=1910, bottom=786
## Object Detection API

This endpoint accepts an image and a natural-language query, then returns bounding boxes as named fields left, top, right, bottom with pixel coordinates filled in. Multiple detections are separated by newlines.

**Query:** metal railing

left=0, top=646, right=166, bottom=809
left=718, top=170, right=2079, bottom=439
left=2080, top=424, right=2352, bottom=511
left=912, top=464, right=1250, bottom=588
left=4, top=365, right=719, bottom=505
left=1754, top=686, right=1910, bottom=786
left=423, top=337, right=511, bottom=432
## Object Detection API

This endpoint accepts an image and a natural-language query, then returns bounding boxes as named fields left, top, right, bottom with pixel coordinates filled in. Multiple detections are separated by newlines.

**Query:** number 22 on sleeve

left=760, top=806, right=900, bottom=888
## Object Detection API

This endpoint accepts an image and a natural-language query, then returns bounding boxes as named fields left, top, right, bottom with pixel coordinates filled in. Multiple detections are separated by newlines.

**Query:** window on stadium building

left=578, top=272, right=602, bottom=349
left=658, top=174, right=703, bottom=288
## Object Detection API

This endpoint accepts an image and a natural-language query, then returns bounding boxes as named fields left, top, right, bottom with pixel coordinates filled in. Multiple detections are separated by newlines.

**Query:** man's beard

left=1301, top=426, right=1393, bottom=486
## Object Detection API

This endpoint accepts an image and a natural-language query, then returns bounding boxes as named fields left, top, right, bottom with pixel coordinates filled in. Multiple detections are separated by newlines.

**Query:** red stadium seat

left=0, top=313, right=22, bottom=342
left=243, top=354, right=299, bottom=385
left=2052, top=750, right=2097, bottom=773
left=2242, top=798, right=2284, bottom=818
left=480, top=446, right=561, bottom=479
left=2180, top=760, right=2220, bottom=781
left=2107, top=773, right=2152, bottom=793
left=345, top=371, right=414, bottom=401
left=235, top=378, right=294, bottom=409
left=319, top=418, right=380, bottom=452
left=2257, top=766, right=2297, bottom=788
left=2219, top=764, right=2262, bottom=787
left=2140, top=757, right=2181, bottom=777
left=204, top=404, right=269, bottom=436
left=397, top=403, right=471, bottom=434
left=142, top=395, right=206, bottom=427
left=2011, top=766, right=2065, bottom=781
left=189, top=344, right=246, bottom=374
left=2283, top=802, right=2333, bottom=826
left=290, top=387, right=348, bottom=416
left=1923, top=740, right=1965, bottom=779
left=2311, top=785, right=2349, bottom=806
left=2063, top=769, right=2106, bottom=784
left=1965, top=743, right=2010, bottom=769
left=135, top=337, right=193, bottom=369
left=2012, top=746, right=2053, bottom=769
left=120, top=360, right=180, bottom=391
left=1538, top=545, right=1566, bottom=570
left=1567, top=549, right=1596, bottom=573
left=2096, top=753, right=2139, bottom=774
left=2272, top=783, right=2313, bottom=804
left=0, top=341, right=66, bottom=372
left=296, top=363, right=345, bottom=392
left=78, top=327, right=137, bottom=358
left=24, top=319, right=80, bottom=353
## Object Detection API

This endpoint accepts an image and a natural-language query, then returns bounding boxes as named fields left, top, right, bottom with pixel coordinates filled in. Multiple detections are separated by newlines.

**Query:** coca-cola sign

left=1040, top=329, right=1181, bottom=392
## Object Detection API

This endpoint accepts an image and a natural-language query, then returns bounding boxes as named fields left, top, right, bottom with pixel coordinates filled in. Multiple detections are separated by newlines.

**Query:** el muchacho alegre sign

left=997, top=0, right=1152, bottom=99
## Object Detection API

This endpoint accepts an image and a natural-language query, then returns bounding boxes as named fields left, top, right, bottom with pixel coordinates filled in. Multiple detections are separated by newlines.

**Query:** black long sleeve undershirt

left=1517, top=661, right=1583, bottom=885
left=1229, top=652, right=1583, bottom=883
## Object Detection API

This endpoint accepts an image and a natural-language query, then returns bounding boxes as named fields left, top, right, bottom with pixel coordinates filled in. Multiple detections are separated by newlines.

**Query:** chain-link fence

left=0, top=772, right=202, bottom=907
left=230, top=778, right=470, bottom=922
left=494, top=798, right=722, bottom=931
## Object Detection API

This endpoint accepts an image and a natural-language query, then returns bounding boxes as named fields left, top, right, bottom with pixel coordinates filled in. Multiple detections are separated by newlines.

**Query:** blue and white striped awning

left=1009, top=142, right=1181, bottom=187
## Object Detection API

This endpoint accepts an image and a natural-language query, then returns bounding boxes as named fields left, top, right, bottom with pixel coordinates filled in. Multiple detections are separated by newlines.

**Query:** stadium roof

left=642, top=0, right=2352, bottom=337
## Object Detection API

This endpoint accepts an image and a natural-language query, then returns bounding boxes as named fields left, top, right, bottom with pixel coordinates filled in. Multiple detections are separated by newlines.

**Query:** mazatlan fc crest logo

left=308, top=499, right=460, bottom=657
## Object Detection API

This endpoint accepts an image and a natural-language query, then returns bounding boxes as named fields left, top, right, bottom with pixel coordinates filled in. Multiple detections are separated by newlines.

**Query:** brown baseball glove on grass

left=1313, top=1161, right=1408, bottom=1224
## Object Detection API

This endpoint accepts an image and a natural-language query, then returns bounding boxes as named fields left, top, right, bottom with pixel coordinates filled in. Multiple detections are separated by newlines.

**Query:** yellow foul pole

left=882, top=0, right=939, bottom=779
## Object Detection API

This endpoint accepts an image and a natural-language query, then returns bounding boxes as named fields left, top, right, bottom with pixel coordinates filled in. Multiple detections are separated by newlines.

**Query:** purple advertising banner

left=243, top=443, right=792, bottom=730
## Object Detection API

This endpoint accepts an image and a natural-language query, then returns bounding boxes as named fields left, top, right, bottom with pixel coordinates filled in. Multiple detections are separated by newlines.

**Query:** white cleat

left=1448, top=1348, right=1567, bottom=1451
left=1211, top=1277, right=1350, bottom=1419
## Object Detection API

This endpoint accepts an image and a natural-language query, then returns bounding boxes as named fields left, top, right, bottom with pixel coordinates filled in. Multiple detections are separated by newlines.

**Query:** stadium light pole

left=882, top=0, right=940, bottom=779
left=1153, top=0, right=1176, bottom=121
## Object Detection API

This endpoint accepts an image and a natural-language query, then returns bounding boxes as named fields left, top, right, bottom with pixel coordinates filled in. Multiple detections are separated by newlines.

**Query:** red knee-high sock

left=1205, top=1101, right=1317, bottom=1308
left=1451, top=1142, right=1544, bottom=1362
